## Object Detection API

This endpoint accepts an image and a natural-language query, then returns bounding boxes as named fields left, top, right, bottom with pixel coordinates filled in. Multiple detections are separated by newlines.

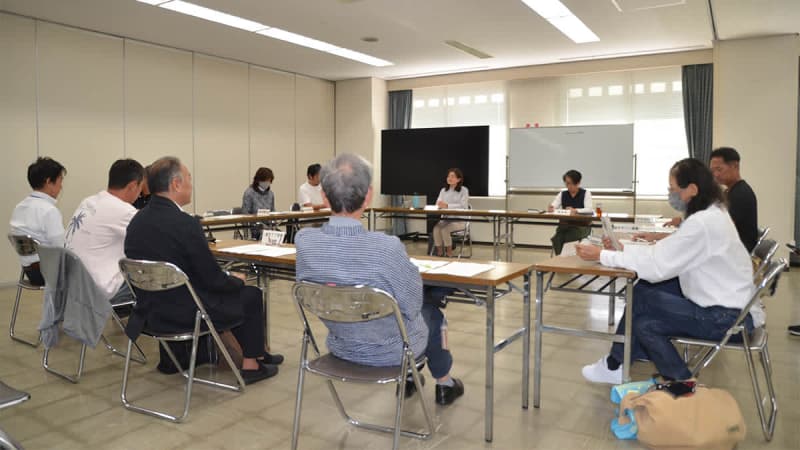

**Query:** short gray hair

left=321, top=153, right=373, bottom=213
left=148, top=156, right=183, bottom=194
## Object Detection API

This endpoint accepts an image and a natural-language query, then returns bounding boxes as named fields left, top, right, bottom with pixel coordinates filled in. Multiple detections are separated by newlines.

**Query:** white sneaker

left=582, top=356, right=623, bottom=385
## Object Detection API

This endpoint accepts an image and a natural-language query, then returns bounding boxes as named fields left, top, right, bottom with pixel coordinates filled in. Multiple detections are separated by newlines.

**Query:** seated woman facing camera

left=241, top=167, right=275, bottom=239
left=432, top=168, right=469, bottom=257
left=575, top=158, right=760, bottom=384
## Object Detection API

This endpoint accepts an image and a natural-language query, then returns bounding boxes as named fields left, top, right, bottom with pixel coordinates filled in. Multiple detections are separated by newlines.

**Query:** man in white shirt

left=297, top=163, right=325, bottom=210
left=9, top=157, right=68, bottom=286
left=65, top=159, right=145, bottom=302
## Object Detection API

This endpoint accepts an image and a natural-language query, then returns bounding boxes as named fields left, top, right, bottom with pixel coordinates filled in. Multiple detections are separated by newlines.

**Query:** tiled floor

left=1, top=242, right=799, bottom=449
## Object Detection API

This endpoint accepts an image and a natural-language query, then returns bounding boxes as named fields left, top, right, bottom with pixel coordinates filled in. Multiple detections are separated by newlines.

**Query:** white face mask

left=258, top=181, right=271, bottom=191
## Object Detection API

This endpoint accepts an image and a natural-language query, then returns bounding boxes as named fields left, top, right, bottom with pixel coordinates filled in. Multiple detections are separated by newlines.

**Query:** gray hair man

left=295, top=153, right=464, bottom=405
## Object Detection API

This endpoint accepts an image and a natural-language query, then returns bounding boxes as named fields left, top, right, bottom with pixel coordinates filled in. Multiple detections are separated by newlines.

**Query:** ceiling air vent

left=444, top=40, right=493, bottom=59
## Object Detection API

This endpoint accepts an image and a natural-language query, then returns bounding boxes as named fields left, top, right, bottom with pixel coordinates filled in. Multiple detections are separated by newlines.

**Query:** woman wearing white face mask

left=574, top=158, right=758, bottom=384
left=242, top=167, right=275, bottom=239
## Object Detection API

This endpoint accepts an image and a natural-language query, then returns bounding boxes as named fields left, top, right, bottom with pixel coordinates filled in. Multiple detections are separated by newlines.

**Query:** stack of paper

left=221, top=244, right=296, bottom=257
left=426, top=262, right=495, bottom=277
left=409, top=258, right=449, bottom=273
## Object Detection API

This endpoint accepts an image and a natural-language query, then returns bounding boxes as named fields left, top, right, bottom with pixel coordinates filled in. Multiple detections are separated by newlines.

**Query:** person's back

left=726, top=179, right=758, bottom=252
left=296, top=220, right=428, bottom=365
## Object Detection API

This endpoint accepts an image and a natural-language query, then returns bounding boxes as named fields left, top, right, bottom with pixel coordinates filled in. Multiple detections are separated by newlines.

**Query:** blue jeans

left=421, top=302, right=453, bottom=379
left=610, top=278, right=753, bottom=380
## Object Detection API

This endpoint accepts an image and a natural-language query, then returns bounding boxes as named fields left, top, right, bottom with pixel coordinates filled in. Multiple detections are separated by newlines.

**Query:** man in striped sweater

left=295, top=153, right=464, bottom=406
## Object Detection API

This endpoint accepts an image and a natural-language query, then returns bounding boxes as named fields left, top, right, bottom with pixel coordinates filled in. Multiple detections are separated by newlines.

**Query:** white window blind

left=412, top=81, right=507, bottom=196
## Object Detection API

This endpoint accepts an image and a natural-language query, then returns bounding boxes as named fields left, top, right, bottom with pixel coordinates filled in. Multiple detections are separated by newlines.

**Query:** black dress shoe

left=260, top=351, right=284, bottom=365
left=435, top=377, right=464, bottom=405
left=241, top=363, right=279, bottom=385
left=789, top=325, right=800, bottom=336
left=402, top=373, right=425, bottom=398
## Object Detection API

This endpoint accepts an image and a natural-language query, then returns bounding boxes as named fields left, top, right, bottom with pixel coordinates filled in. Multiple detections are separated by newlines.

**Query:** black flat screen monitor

left=381, top=125, right=489, bottom=201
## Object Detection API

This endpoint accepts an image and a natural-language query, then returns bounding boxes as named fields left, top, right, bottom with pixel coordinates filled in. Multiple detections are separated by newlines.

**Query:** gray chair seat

left=308, top=354, right=425, bottom=384
left=0, top=381, right=29, bottom=410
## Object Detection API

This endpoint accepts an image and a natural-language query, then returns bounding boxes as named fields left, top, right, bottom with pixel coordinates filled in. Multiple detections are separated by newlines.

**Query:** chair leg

left=759, top=346, right=778, bottom=441
left=0, top=427, right=24, bottom=450
left=291, top=334, right=310, bottom=450
left=9, top=285, right=41, bottom=347
left=392, top=352, right=409, bottom=450
left=42, top=342, right=87, bottom=384
left=103, top=311, right=146, bottom=364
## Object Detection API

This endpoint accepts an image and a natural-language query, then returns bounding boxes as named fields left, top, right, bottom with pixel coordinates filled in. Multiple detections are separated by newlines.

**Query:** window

left=412, top=81, right=507, bottom=196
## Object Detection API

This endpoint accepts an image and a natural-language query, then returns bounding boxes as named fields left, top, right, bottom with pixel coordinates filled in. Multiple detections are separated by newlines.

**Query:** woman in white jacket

left=432, top=168, right=469, bottom=257
left=576, top=158, right=756, bottom=383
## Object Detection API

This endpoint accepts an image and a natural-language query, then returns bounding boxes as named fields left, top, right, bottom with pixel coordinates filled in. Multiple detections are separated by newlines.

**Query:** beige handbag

left=617, top=384, right=746, bottom=450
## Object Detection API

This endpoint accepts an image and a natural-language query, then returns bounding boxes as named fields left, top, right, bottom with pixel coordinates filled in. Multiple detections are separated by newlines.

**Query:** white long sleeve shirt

left=65, top=191, right=138, bottom=299
left=550, top=189, right=593, bottom=214
left=298, top=182, right=323, bottom=207
left=436, top=186, right=469, bottom=209
left=9, top=191, right=65, bottom=266
left=600, top=203, right=762, bottom=325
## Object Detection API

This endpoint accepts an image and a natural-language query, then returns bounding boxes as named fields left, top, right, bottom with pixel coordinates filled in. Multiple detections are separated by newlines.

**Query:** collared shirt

left=298, top=182, right=323, bottom=206
left=550, top=188, right=593, bottom=214
left=600, top=203, right=761, bottom=325
left=9, top=191, right=65, bottom=266
left=65, top=190, right=137, bottom=299
left=295, top=216, right=428, bottom=366
left=436, top=186, right=469, bottom=209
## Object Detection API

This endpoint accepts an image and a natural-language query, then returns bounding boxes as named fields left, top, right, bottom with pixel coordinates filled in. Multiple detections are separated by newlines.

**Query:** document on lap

left=220, top=244, right=297, bottom=257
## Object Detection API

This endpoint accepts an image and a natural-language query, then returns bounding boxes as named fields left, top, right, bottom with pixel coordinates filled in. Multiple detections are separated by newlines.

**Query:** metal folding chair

left=118, top=258, right=245, bottom=423
left=672, top=259, right=787, bottom=441
left=752, top=226, right=770, bottom=255
left=451, top=205, right=473, bottom=259
left=6, top=234, right=44, bottom=347
left=37, top=245, right=146, bottom=384
left=751, top=238, right=778, bottom=280
left=0, top=380, right=30, bottom=450
left=291, top=281, right=435, bottom=450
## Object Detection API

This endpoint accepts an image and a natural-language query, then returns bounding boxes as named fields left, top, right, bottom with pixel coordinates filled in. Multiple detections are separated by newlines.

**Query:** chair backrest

left=752, top=238, right=778, bottom=278
left=729, top=258, right=787, bottom=336
left=293, top=281, right=398, bottom=324
left=119, top=257, right=212, bottom=318
left=7, top=234, right=38, bottom=258
left=754, top=226, right=770, bottom=250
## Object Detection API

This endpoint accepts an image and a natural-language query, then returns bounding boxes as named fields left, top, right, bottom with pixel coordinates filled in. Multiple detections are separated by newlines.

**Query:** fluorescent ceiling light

left=520, top=0, right=600, bottom=44
left=159, top=0, right=267, bottom=32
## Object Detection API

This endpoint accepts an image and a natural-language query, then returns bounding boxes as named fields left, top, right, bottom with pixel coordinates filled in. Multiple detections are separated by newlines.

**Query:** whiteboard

left=508, top=124, right=634, bottom=191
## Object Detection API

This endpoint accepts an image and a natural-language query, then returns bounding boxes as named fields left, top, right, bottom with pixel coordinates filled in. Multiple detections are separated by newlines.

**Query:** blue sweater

left=295, top=216, right=428, bottom=366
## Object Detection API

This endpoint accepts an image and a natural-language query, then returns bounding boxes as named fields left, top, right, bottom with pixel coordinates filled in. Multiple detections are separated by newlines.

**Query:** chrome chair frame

left=751, top=238, right=778, bottom=280
left=118, top=258, right=245, bottom=423
left=451, top=205, right=473, bottom=259
left=0, top=380, right=30, bottom=450
left=7, top=234, right=44, bottom=347
left=291, top=281, right=435, bottom=450
left=752, top=226, right=770, bottom=255
left=37, top=245, right=146, bottom=384
left=673, top=259, right=786, bottom=441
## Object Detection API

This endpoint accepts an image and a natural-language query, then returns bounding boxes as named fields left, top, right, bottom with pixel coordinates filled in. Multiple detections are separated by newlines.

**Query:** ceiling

left=1, top=0, right=798, bottom=81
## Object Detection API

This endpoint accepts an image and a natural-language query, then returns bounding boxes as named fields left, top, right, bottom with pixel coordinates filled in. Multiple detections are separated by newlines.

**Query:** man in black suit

left=124, top=156, right=282, bottom=384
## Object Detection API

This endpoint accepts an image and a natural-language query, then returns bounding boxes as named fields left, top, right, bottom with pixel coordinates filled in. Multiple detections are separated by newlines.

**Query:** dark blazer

left=124, top=195, right=245, bottom=339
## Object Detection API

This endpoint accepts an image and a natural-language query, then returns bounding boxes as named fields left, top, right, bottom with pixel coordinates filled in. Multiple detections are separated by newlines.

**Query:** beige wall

left=0, top=12, right=335, bottom=283
left=713, top=35, right=800, bottom=247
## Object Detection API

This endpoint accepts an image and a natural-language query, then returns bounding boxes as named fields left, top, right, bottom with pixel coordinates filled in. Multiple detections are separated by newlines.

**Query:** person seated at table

left=66, top=158, right=145, bottom=304
left=242, top=167, right=276, bottom=239
left=295, top=153, right=465, bottom=405
left=575, top=158, right=758, bottom=384
left=298, top=163, right=325, bottom=210
left=548, top=169, right=593, bottom=255
left=432, top=168, right=469, bottom=257
left=125, top=156, right=283, bottom=384
left=9, top=157, right=68, bottom=286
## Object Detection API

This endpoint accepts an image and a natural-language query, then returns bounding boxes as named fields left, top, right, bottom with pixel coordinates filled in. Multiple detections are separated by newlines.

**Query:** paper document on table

left=221, top=244, right=296, bottom=257
left=426, top=261, right=494, bottom=277
left=409, top=258, right=450, bottom=273
left=423, top=205, right=438, bottom=211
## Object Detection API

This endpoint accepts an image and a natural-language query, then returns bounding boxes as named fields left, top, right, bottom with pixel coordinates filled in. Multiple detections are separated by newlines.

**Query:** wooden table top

left=369, top=207, right=640, bottom=223
left=211, top=240, right=534, bottom=287
left=200, top=210, right=332, bottom=226
left=369, top=207, right=504, bottom=218
left=533, top=255, right=636, bottom=278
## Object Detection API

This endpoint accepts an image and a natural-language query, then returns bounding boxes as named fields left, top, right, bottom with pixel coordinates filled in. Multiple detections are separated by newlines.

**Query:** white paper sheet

left=409, top=258, right=450, bottom=273
left=221, top=244, right=296, bottom=257
left=426, top=261, right=494, bottom=277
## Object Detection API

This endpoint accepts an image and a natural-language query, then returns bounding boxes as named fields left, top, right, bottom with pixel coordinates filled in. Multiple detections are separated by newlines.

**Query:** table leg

left=261, top=272, right=271, bottom=350
left=485, top=285, right=495, bottom=442
left=492, top=218, right=499, bottom=261
left=534, top=271, right=544, bottom=408
left=622, top=278, right=633, bottom=382
left=522, top=272, right=531, bottom=409
left=608, top=277, right=616, bottom=327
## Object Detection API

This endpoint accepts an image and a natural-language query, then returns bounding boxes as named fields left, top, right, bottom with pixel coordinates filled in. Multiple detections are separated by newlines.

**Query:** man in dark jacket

left=124, top=156, right=282, bottom=384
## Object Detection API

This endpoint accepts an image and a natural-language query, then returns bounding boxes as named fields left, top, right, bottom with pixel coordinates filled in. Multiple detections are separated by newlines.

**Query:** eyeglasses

left=651, top=380, right=696, bottom=398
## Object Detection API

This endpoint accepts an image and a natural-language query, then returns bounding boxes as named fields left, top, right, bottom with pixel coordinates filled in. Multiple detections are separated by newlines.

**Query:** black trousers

left=23, top=263, right=45, bottom=286
left=209, top=285, right=264, bottom=359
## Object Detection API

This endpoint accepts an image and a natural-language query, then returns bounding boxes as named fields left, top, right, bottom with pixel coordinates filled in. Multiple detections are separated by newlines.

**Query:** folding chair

left=672, top=258, right=787, bottom=441
left=752, top=226, right=770, bottom=254
left=751, top=238, right=778, bottom=280
left=6, top=234, right=44, bottom=347
left=0, top=380, right=30, bottom=450
left=37, top=245, right=146, bottom=384
left=291, top=281, right=435, bottom=450
left=451, top=205, right=473, bottom=259
left=118, top=258, right=245, bottom=423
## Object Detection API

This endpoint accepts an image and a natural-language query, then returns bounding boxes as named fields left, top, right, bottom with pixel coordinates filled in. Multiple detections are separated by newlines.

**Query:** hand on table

left=230, top=271, right=247, bottom=282
left=437, top=200, right=448, bottom=209
left=664, top=217, right=682, bottom=227
left=575, top=243, right=602, bottom=261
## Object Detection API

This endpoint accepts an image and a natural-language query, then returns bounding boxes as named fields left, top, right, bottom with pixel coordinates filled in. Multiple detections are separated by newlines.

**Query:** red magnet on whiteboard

left=525, top=123, right=531, bottom=128
left=534, top=123, right=540, bottom=127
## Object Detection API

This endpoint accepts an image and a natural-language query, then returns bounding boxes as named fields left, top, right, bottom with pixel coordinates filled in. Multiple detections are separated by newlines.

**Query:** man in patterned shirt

left=295, top=153, right=464, bottom=405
